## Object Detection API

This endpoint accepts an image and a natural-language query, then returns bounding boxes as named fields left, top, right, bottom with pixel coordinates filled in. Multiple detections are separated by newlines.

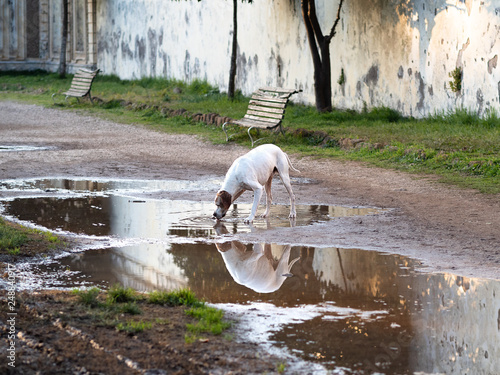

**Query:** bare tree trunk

left=59, top=0, right=68, bottom=78
left=301, top=0, right=344, bottom=112
left=228, top=0, right=238, bottom=100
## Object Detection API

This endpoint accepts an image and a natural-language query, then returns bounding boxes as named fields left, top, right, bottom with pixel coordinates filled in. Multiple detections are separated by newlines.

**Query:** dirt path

left=0, top=101, right=499, bottom=280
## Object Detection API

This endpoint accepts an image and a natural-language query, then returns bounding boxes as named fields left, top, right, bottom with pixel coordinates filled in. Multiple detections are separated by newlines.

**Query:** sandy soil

left=0, top=101, right=498, bottom=280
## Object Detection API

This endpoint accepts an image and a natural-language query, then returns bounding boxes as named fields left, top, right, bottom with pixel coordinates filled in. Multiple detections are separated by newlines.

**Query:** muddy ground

left=0, top=289, right=284, bottom=375
left=0, top=100, right=499, bottom=373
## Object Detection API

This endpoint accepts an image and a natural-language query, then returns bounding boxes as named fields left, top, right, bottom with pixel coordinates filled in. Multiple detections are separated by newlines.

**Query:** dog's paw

left=243, top=216, right=254, bottom=224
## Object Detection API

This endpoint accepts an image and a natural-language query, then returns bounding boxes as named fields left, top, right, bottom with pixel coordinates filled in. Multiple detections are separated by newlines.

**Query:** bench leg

left=222, top=122, right=231, bottom=142
left=248, top=126, right=256, bottom=147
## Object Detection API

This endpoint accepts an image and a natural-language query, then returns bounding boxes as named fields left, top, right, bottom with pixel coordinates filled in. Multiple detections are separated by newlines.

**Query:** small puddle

left=0, top=178, right=379, bottom=237
left=1, top=178, right=499, bottom=374
left=0, top=145, right=54, bottom=152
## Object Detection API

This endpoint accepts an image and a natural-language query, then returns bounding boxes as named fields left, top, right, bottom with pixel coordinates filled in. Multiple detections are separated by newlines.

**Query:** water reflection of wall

left=99, top=196, right=209, bottom=292
left=110, top=196, right=214, bottom=238
left=312, top=247, right=500, bottom=373
left=408, top=275, right=500, bottom=374
left=109, top=244, right=188, bottom=292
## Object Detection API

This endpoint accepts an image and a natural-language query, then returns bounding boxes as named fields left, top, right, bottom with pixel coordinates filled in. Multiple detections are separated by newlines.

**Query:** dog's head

left=213, top=190, right=232, bottom=220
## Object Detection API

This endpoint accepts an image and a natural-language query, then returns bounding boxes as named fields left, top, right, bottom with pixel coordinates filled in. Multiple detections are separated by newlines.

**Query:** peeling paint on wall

left=2, top=0, right=500, bottom=117
left=488, top=55, right=498, bottom=75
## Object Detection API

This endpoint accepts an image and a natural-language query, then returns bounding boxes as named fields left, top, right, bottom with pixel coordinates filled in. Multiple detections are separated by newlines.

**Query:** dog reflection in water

left=214, top=223, right=299, bottom=293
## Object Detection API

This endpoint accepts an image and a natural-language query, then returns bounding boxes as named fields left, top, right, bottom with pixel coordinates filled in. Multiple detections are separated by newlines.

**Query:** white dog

left=213, top=144, right=299, bottom=223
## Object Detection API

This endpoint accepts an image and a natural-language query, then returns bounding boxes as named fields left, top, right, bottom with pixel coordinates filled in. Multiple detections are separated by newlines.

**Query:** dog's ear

left=217, top=190, right=232, bottom=210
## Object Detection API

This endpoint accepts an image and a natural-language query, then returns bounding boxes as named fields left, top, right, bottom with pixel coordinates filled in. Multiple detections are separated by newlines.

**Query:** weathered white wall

left=96, top=1, right=234, bottom=86
left=333, top=0, right=500, bottom=117
left=96, top=0, right=500, bottom=117
left=2, top=0, right=498, bottom=117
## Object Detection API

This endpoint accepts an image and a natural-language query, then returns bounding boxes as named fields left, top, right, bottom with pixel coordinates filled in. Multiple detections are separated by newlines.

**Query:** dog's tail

left=285, top=152, right=300, bottom=173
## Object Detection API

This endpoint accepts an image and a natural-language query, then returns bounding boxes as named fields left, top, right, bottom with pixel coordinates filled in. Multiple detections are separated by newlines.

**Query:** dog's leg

left=261, top=175, right=273, bottom=218
left=279, top=173, right=296, bottom=219
left=245, top=184, right=264, bottom=223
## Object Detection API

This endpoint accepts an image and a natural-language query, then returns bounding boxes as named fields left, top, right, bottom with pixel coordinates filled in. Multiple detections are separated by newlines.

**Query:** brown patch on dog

left=215, top=190, right=232, bottom=211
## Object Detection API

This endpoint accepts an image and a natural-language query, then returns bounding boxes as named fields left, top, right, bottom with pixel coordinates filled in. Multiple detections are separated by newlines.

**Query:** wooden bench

left=222, top=87, right=301, bottom=147
left=52, top=68, right=100, bottom=104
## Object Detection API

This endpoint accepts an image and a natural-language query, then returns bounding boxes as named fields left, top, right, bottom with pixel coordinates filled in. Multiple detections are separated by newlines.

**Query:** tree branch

left=301, top=0, right=322, bottom=67
left=327, top=0, right=344, bottom=43
left=308, top=0, right=325, bottom=48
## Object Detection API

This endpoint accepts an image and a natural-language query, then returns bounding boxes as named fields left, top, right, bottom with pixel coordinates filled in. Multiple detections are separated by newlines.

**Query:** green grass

left=70, top=286, right=231, bottom=341
left=72, top=287, right=101, bottom=308
left=0, top=218, right=29, bottom=251
left=29, top=228, right=62, bottom=248
left=2, top=70, right=499, bottom=193
left=277, top=362, right=287, bottom=374
left=148, top=289, right=231, bottom=342
left=116, top=320, right=152, bottom=334
left=0, top=217, right=65, bottom=255
left=147, top=288, right=201, bottom=307
left=185, top=305, right=231, bottom=335
left=107, top=284, right=137, bottom=303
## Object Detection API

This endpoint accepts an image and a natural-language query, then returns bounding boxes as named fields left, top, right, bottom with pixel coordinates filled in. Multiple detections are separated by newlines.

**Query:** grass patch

left=70, top=287, right=230, bottom=340
left=0, top=218, right=28, bottom=251
left=0, top=218, right=65, bottom=256
left=2, top=70, right=499, bottom=193
left=148, top=288, right=201, bottom=307
left=116, top=320, right=152, bottom=334
left=186, top=305, right=231, bottom=336
left=107, top=284, right=137, bottom=304
left=277, top=362, right=287, bottom=374
left=148, top=289, right=231, bottom=342
left=72, top=287, right=101, bottom=308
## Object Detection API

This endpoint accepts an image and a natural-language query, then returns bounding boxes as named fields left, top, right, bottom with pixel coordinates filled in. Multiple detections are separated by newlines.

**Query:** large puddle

left=1, top=178, right=499, bottom=374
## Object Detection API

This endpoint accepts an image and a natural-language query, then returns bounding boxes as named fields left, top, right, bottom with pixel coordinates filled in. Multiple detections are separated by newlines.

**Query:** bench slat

left=73, top=76, right=94, bottom=82
left=70, top=83, right=92, bottom=89
left=234, top=119, right=280, bottom=129
left=65, top=88, right=88, bottom=93
left=74, top=70, right=98, bottom=76
left=247, top=105, right=285, bottom=114
left=70, top=82, right=92, bottom=88
left=69, top=87, right=91, bottom=93
left=246, top=109, right=284, bottom=120
left=73, top=72, right=93, bottom=77
left=248, top=99, right=287, bottom=109
left=251, top=95, right=288, bottom=104
left=258, top=87, right=298, bottom=94
left=72, top=77, right=93, bottom=83
left=64, top=91, right=88, bottom=96
left=243, top=114, right=281, bottom=124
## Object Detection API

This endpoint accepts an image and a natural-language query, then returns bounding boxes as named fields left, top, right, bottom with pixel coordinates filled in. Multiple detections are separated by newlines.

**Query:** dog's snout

left=213, top=206, right=229, bottom=220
